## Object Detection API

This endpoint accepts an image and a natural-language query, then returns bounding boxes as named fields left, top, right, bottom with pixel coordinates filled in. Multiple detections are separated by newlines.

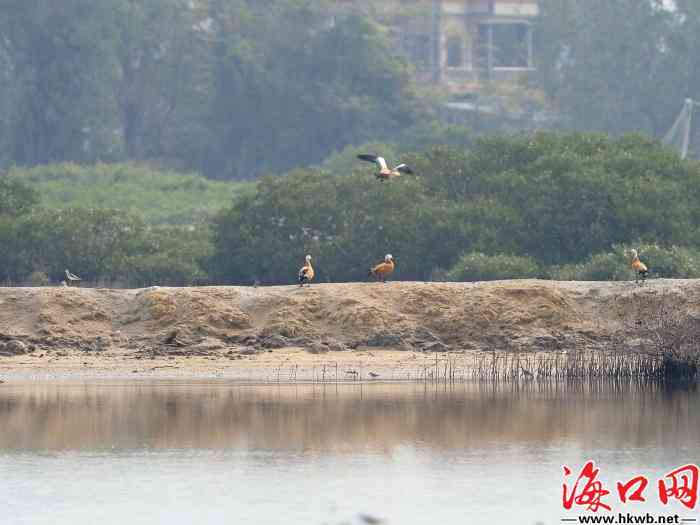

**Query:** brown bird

left=357, top=154, right=413, bottom=180
left=368, top=254, right=395, bottom=283
left=628, top=249, right=649, bottom=285
left=298, top=255, right=314, bottom=287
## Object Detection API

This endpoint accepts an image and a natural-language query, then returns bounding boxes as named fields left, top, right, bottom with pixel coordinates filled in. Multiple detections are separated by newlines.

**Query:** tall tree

left=204, top=0, right=417, bottom=179
left=113, top=0, right=212, bottom=165
left=0, top=0, right=122, bottom=164
left=536, top=0, right=687, bottom=137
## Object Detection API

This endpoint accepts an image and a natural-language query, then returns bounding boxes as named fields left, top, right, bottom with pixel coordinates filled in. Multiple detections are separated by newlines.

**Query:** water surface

left=0, top=380, right=698, bottom=524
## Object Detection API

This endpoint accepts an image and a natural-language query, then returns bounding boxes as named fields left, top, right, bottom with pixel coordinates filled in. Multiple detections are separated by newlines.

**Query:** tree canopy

left=0, top=0, right=418, bottom=179
left=536, top=0, right=700, bottom=139
left=208, top=133, right=700, bottom=284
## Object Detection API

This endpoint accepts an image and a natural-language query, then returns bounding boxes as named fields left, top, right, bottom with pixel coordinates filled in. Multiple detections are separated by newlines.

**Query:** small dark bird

left=357, top=154, right=413, bottom=180
left=64, top=269, right=81, bottom=287
left=368, top=372, right=380, bottom=379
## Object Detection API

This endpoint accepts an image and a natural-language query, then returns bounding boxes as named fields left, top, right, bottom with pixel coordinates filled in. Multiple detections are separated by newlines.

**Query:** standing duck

left=368, top=254, right=395, bottom=283
left=628, top=249, right=649, bottom=285
left=298, top=255, right=314, bottom=287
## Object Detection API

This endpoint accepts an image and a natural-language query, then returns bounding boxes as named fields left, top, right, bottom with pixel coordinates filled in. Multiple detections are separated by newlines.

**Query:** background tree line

left=0, top=0, right=419, bottom=179
left=209, top=133, right=700, bottom=284
left=4, top=133, right=700, bottom=286
left=2, top=1, right=700, bottom=286
left=3, top=0, right=700, bottom=179
left=536, top=0, right=700, bottom=141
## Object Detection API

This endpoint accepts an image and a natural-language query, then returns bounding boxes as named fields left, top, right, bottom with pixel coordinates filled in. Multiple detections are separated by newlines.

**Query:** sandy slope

left=0, top=279, right=697, bottom=379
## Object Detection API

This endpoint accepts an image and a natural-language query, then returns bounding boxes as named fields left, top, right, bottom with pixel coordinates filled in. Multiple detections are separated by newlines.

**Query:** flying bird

left=298, top=255, right=314, bottom=287
left=628, top=249, right=649, bottom=285
left=357, top=154, right=413, bottom=180
left=368, top=254, right=395, bottom=283
left=64, top=269, right=82, bottom=287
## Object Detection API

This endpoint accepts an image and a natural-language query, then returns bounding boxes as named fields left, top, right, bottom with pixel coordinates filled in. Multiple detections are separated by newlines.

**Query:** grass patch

left=9, top=163, right=255, bottom=225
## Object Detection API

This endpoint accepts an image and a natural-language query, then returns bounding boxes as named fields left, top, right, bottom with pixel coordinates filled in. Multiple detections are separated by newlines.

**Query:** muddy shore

left=0, top=279, right=695, bottom=380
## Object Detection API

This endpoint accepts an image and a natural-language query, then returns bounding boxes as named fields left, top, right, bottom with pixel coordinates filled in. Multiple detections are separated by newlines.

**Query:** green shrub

left=0, top=208, right=211, bottom=286
left=573, top=251, right=628, bottom=281
left=208, top=168, right=438, bottom=283
left=124, top=225, right=213, bottom=286
left=446, top=252, right=541, bottom=282
left=546, top=244, right=700, bottom=281
left=0, top=177, right=38, bottom=217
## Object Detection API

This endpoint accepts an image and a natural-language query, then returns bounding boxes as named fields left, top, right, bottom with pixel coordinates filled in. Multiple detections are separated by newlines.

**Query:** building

left=405, top=0, right=538, bottom=92
left=336, top=0, right=539, bottom=94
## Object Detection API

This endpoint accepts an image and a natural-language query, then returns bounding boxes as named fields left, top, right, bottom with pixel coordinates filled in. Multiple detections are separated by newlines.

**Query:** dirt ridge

left=1, top=279, right=698, bottom=360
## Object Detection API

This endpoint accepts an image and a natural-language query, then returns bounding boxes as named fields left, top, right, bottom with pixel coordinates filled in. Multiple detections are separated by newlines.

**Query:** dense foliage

left=0, top=0, right=418, bottom=179
left=4, top=133, right=700, bottom=286
left=3, top=0, right=700, bottom=180
left=7, top=1, right=700, bottom=286
left=8, top=163, right=252, bottom=225
left=446, top=253, right=541, bottom=282
left=0, top=175, right=212, bottom=285
left=552, top=244, right=700, bottom=281
left=536, top=0, right=700, bottom=138
left=209, top=133, right=700, bottom=284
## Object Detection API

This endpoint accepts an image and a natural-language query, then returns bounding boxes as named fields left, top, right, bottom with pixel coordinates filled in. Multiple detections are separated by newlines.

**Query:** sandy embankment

left=0, top=279, right=696, bottom=380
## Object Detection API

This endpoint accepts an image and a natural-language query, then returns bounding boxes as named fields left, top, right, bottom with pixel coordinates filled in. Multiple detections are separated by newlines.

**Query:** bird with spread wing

left=357, top=154, right=413, bottom=180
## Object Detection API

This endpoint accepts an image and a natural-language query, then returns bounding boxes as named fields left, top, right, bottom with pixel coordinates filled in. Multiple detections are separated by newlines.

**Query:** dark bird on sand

left=64, top=269, right=81, bottom=286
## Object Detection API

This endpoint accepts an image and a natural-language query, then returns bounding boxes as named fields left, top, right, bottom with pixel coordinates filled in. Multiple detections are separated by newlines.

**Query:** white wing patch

left=376, top=157, right=388, bottom=170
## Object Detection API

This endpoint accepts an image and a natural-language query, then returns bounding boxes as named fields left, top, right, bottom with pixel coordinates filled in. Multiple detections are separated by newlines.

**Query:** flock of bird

left=299, top=247, right=650, bottom=288
left=58, top=152, right=652, bottom=289
left=295, top=153, right=652, bottom=287
left=296, top=154, right=411, bottom=286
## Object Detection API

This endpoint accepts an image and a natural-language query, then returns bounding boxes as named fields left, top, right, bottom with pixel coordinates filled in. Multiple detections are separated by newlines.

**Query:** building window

left=477, top=23, right=531, bottom=70
left=493, top=23, right=529, bottom=68
left=476, top=24, right=491, bottom=70
left=446, top=36, right=463, bottom=68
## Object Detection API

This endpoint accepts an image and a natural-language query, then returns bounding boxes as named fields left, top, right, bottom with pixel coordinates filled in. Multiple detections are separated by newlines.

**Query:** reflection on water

left=0, top=380, right=696, bottom=451
left=0, top=380, right=698, bottom=525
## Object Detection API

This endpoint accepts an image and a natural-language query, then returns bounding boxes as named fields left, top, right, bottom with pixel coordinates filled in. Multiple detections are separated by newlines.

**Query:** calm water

left=0, top=380, right=698, bottom=524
